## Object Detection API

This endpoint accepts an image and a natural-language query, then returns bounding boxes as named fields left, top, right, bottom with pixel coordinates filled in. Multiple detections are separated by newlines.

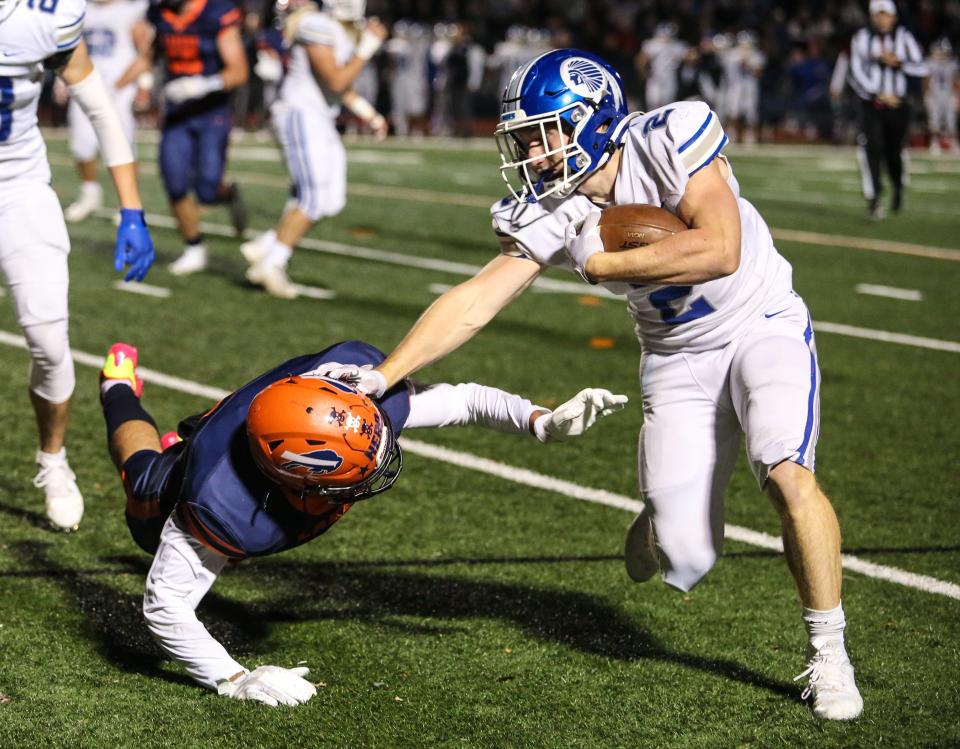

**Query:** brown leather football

left=598, top=204, right=688, bottom=252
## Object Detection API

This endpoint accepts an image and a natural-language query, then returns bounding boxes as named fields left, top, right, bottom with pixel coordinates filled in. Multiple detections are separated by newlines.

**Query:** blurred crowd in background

left=43, top=0, right=960, bottom=147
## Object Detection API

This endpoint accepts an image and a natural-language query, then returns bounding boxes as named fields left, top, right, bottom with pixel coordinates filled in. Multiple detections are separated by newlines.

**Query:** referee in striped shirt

left=849, top=0, right=928, bottom=219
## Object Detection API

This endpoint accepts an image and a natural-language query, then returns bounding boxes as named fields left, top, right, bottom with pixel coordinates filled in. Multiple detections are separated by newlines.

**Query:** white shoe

left=34, top=457, right=84, bottom=531
left=624, top=507, right=659, bottom=582
left=794, top=637, right=864, bottom=720
left=64, top=185, right=103, bottom=223
left=240, top=235, right=269, bottom=265
left=169, top=245, right=208, bottom=276
left=246, top=260, right=299, bottom=299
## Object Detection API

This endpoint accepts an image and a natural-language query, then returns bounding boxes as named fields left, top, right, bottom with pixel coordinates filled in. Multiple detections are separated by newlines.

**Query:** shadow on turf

left=9, top=541, right=848, bottom=701
left=83, top=553, right=800, bottom=700
left=7, top=542, right=274, bottom=690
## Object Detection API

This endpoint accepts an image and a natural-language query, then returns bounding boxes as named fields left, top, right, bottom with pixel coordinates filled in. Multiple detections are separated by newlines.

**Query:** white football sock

left=268, top=240, right=292, bottom=268
left=38, top=447, right=67, bottom=466
left=803, top=602, right=847, bottom=644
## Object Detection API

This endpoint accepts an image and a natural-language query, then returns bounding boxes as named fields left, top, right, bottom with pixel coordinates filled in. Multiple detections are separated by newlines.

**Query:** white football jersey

left=491, top=101, right=793, bottom=354
left=82, top=0, right=146, bottom=86
left=280, top=9, right=355, bottom=118
left=0, top=0, right=85, bottom=184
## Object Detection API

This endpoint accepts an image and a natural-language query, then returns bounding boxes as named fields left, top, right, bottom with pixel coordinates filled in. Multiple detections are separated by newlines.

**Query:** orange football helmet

left=246, top=374, right=402, bottom=502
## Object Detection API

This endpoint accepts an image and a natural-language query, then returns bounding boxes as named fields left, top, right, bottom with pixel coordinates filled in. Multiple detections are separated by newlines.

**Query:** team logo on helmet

left=560, top=58, right=608, bottom=99
left=279, top=449, right=344, bottom=476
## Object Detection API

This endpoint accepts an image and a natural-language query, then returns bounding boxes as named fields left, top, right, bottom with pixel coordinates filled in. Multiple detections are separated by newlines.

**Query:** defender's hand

left=305, top=362, right=387, bottom=398
left=533, top=388, right=628, bottom=443
left=114, top=208, right=154, bottom=282
left=217, top=665, right=316, bottom=707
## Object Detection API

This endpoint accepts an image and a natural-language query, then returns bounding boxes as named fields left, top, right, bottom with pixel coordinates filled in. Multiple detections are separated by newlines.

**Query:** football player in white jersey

left=0, top=0, right=154, bottom=530
left=637, top=23, right=688, bottom=110
left=239, top=0, right=387, bottom=299
left=925, top=38, right=958, bottom=153
left=719, top=31, right=765, bottom=144
left=61, top=0, right=150, bottom=222
left=324, top=49, right=864, bottom=721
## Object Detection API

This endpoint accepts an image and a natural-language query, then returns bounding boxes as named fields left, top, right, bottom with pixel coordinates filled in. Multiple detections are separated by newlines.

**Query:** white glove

left=563, top=211, right=604, bottom=283
left=163, top=74, right=224, bottom=106
left=533, top=388, right=628, bottom=443
left=302, top=362, right=388, bottom=398
left=217, top=665, right=317, bottom=707
left=254, top=51, right=284, bottom=84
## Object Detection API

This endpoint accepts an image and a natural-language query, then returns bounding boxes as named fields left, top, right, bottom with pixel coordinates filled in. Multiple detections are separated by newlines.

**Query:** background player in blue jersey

left=97, top=339, right=626, bottom=705
left=118, top=0, right=249, bottom=274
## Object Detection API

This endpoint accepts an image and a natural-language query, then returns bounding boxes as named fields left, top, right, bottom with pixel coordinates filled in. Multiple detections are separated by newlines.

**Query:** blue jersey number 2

left=649, top=285, right=716, bottom=325
left=0, top=77, right=14, bottom=143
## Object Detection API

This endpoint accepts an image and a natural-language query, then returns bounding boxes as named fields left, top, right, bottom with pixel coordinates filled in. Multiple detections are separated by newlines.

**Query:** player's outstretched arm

left=56, top=41, right=154, bottom=281
left=143, top=517, right=316, bottom=706
left=375, top=254, right=543, bottom=394
left=404, top=381, right=627, bottom=442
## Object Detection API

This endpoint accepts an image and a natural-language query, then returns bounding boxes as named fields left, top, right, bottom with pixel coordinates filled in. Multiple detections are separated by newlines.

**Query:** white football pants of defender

left=270, top=102, right=346, bottom=222
left=0, top=183, right=75, bottom=403
left=638, top=292, right=820, bottom=592
left=67, top=88, right=137, bottom=162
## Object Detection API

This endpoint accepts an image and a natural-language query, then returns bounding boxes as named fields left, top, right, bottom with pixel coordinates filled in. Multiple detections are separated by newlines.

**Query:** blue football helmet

left=495, top=49, right=629, bottom=202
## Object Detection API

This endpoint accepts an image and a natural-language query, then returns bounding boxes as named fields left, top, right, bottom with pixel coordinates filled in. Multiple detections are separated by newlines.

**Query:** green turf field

left=0, top=132, right=957, bottom=747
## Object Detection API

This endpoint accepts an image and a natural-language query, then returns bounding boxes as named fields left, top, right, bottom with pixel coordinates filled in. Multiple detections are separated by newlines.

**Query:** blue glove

left=114, top=208, right=155, bottom=282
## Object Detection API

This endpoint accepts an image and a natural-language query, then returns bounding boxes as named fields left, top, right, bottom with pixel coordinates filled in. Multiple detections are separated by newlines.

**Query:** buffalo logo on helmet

left=279, top=448, right=343, bottom=476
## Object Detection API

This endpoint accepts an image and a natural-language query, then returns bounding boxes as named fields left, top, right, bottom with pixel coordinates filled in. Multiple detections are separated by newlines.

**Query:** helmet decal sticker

left=560, top=58, right=608, bottom=99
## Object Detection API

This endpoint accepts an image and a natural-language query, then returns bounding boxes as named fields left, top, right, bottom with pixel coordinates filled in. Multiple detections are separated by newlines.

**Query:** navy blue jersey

left=148, top=0, right=241, bottom=120
left=173, top=341, right=410, bottom=558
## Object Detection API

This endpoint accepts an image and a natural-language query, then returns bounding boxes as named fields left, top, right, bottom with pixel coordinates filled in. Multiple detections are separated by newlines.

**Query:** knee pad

left=25, top=320, right=75, bottom=403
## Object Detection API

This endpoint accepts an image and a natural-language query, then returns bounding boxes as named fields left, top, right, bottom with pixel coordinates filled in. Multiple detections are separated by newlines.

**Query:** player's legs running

left=0, top=184, right=83, bottom=531
left=243, top=106, right=344, bottom=299
left=730, top=298, right=862, bottom=720
left=160, top=119, right=209, bottom=275
left=194, top=107, right=245, bottom=238
left=628, top=347, right=742, bottom=590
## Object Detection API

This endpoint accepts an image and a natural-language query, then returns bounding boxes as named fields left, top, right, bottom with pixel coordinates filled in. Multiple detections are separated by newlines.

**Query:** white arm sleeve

left=66, top=69, right=135, bottom=167
left=143, top=515, right=246, bottom=690
left=405, top=382, right=543, bottom=434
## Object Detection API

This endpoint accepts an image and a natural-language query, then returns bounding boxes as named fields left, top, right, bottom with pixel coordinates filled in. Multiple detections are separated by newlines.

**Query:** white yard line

left=814, top=322, right=960, bottom=353
left=112, top=280, right=171, bottom=299
left=90, top=209, right=960, bottom=354
left=854, top=284, right=923, bottom=301
left=47, top=153, right=960, bottom=263
left=2, top=327, right=954, bottom=600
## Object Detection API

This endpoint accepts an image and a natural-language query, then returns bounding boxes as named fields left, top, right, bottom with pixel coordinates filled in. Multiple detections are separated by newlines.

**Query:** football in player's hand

left=598, top=204, right=687, bottom=252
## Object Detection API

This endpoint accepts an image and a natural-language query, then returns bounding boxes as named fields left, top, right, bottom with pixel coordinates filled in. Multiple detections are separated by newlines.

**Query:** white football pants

left=638, top=292, right=820, bottom=592
left=271, top=101, right=346, bottom=222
